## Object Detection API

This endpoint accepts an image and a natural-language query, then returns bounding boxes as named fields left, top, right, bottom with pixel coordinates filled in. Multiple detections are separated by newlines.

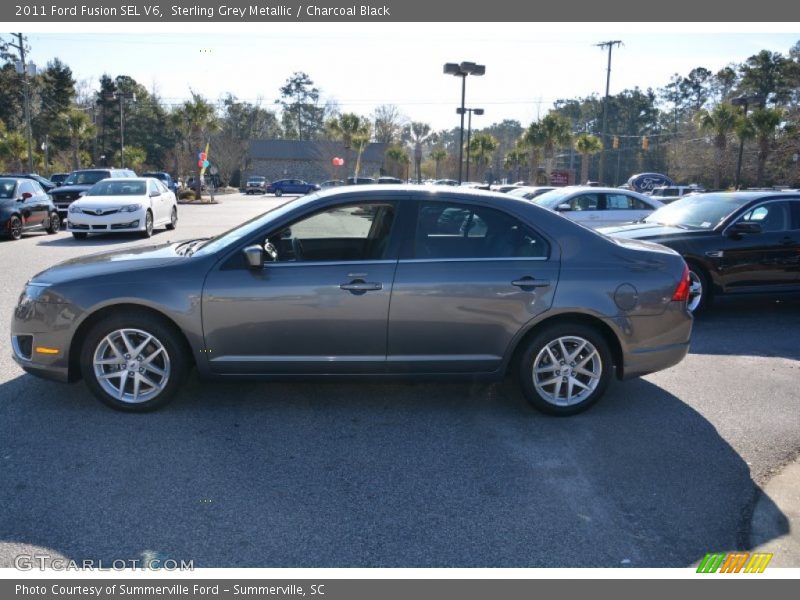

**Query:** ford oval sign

left=628, top=173, right=674, bottom=193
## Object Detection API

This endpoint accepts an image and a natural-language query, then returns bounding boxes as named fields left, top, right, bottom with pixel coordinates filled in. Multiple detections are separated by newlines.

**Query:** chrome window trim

left=399, top=256, right=549, bottom=264
left=265, top=259, right=398, bottom=268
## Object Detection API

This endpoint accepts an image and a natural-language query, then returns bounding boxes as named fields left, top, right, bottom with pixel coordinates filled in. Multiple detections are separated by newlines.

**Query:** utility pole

left=596, top=40, right=622, bottom=185
left=9, top=33, right=35, bottom=173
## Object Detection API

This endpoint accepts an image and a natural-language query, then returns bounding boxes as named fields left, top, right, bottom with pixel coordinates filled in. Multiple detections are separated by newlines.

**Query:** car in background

left=0, top=177, right=60, bottom=240
left=600, top=191, right=800, bottom=312
left=491, top=184, right=524, bottom=193
left=244, top=175, right=268, bottom=194
left=433, top=179, right=459, bottom=186
left=507, top=186, right=557, bottom=200
left=649, top=184, right=706, bottom=204
left=67, top=177, right=177, bottom=239
left=0, top=173, right=56, bottom=193
left=377, top=176, right=403, bottom=184
left=319, top=179, right=345, bottom=188
left=532, top=186, right=663, bottom=228
left=11, top=186, right=692, bottom=414
left=142, top=171, right=179, bottom=196
left=267, top=179, right=320, bottom=196
left=50, top=168, right=137, bottom=220
left=49, top=173, right=70, bottom=187
left=345, top=177, right=376, bottom=185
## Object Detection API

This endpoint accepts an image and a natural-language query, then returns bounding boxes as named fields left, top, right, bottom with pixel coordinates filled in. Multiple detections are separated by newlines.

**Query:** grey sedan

left=10, top=186, right=692, bottom=415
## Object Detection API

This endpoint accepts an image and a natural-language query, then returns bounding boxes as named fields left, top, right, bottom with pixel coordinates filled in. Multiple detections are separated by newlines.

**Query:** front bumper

left=11, top=299, right=81, bottom=383
left=67, top=209, right=146, bottom=233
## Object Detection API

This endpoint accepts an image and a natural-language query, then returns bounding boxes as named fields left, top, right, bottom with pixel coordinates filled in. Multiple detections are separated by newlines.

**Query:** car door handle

left=340, top=280, right=383, bottom=292
left=511, top=277, right=551, bottom=289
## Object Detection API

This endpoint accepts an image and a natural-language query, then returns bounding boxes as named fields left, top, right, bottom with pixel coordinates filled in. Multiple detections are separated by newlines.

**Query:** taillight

left=672, top=264, right=690, bottom=302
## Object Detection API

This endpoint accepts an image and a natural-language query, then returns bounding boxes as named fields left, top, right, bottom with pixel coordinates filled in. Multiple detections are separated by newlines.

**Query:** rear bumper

left=620, top=340, right=690, bottom=379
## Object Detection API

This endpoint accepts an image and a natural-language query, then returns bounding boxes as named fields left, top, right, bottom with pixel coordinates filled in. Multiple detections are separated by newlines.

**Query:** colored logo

left=696, top=552, right=773, bottom=573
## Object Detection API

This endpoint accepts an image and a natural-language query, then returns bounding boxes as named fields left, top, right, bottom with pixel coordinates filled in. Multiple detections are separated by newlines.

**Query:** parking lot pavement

left=0, top=192, right=798, bottom=567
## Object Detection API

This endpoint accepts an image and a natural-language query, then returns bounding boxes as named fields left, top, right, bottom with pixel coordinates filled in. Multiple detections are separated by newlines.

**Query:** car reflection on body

left=11, top=186, right=692, bottom=414
left=600, top=191, right=800, bottom=312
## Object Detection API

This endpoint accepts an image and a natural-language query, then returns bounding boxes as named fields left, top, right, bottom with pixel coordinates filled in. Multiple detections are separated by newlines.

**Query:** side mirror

left=555, top=202, right=571, bottom=212
left=150, top=191, right=160, bottom=197
left=730, top=221, right=762, bottom=236
left=19, top=192, right=33, bottom=201
left=242, top=245, right=265, bottom=269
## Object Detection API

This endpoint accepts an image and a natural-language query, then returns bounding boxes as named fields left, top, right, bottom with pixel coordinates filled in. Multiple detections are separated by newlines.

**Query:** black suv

left=50, top=168, right=136, bottom=219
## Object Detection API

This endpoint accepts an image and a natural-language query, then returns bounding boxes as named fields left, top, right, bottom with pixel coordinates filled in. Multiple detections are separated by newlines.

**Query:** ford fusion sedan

left=67, top=177, right=178, bottom=239
left=1, top=177, right=60, bottom=240
left=599, top=192, right=800, bottom=312
left=533, top=186, right=663, bottom=228
left=11, top=186, right=692, bottom=414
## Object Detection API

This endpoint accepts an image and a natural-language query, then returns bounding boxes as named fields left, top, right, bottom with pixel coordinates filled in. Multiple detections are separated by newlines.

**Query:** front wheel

left=687, top=264, right=711, bottom=313
left=518, top=324, right=613, bottom=416
left=8, top=216, right=22, bottom=240
left=165, top=206, right=178, bottom=230
left=275, top=189, right=283, bottom=197
left=47, top=213, right=60, bottom=234
left=80, top=312, right=190, bottom=412
left=140, top=210, right=154, bottom=238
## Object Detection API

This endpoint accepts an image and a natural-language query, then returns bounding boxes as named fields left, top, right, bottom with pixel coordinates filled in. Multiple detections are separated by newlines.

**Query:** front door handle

left=340, top=279, right=383, bottom=292
left=511, top=277, right=551, bottom=289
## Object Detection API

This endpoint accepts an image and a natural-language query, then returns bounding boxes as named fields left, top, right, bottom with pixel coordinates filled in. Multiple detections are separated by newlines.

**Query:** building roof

left=249, top=139, right=388, bottom=162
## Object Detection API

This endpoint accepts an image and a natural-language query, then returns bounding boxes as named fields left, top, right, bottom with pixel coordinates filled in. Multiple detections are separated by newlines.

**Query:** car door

left=147, top=179, right=165, bottom=223
left=387, top=199, right=559, bottom=374
left=601, top=192, right=654, bottom=228
left=720, top=199, right=799, bottom=290
left=201, top=199, right=403, bottom=375
left=562, top=192, right=602, bottom=227
left=17, top=181, right=46, bottom=229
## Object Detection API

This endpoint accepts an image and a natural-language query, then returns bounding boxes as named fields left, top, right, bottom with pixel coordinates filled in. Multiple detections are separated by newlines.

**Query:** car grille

left=83, top=208, right=120, bottom=216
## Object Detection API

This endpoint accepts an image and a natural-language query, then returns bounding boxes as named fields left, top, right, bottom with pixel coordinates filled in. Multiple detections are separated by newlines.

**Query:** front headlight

left=121, top=204, right=143, bottom=212
left=18, top=282, right=51, bottom=305
left=68, top=205, right=83, bottom=214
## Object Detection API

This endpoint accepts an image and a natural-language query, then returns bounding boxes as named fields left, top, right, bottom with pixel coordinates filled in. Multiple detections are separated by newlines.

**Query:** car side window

left=148, top=180, right=160, bottom=195
left=605, top=194, right=633, bottom=210
left=414, top=202, right=549, bottom=260
left=570, top=194, right=600, bottom=211
left=267, top=203, right=396, bottom=263
left=738, top=201, right=791, bottom=232
left=31, top=181, right=44, bottom=195
left=18, top=181, right=35, bottom=197
left=156, top=180, right=168, bottom=193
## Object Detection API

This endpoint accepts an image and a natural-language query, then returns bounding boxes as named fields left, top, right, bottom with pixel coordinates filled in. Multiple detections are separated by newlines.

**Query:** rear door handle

left=511, top=277, right=551, bottom=289
left=340, top=280, right=383, bottom=292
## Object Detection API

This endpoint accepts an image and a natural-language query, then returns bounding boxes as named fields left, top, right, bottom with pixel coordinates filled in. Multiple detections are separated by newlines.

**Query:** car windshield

left=192, top=195, right=318, bottom=256
left=86, top=181, right=146, bottom=196
left=643, top=193, right=752, bottom=229
left=0, top=179, right=17, bottom=198
left=249, top=177, right=265, bottom=182
left=531, top=188, right=574, bottom=208
left=64, top=171, right=109, bottom=186
left=143, top=173, right=167, bottom=181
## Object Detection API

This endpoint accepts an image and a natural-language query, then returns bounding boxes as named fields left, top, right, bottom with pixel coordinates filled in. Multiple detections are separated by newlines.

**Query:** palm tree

left=573, top=133, right=603, bottom=185
left=385, top=146, right=410, bottom=179
left=694, top=103, right=738, bottom=188
left=503, top=148, right=529, bottom=183
left=351, top=123, right=372, bottom=180
left=0, top=131, right=28, bottom=172
left=468, top=133, right=498, bottom=181
left=430, top=148, right=447, bottom=179
left=176, top=93, right=220, bottom=200
left=327, top=113, right=370, bottom=179
left=521, top=123, right=546, bottom=184
left=748, top=107, right=783, bottom=186
left=538, top=113, right=573, bottom=183
left=59, top=108, right=94, bottom=170
left=403, top=122, right=433, bottom=183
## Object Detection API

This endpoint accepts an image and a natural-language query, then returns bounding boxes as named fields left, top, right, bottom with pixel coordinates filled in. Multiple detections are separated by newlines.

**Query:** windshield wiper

left=175, top=238, right=209, bottom=256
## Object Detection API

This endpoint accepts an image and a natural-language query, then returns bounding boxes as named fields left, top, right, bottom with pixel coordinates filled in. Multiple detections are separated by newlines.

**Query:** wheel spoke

left=566, top=378, right=574, bottom=403
left=141, top=346, right=163, bottom=364
left=138, top=372, right=160, bottom=391
left=144, top=363, right=166, bottom=377
left=131, top=334, right=153, bottom=358
left=558, top=339, right=568, bottom=361
left=535, top=364, right=558, bottom=375
left=574, top=365, right=596, bottom=378
left=119, top=331, right=136, bottom=356
left=570, top=377, right=590, bottom=391
left=99, top=370, right=125, bottom=382
left=545, top=346, right=558, bottom=364
left=553, top=378, right=563, bottom=401
left=96, top=357, right=125, bottom=366
left=576, top=350, right=598, bottom=369
left=538, top=375, right=561, bottom=388
left=132, top=374, right=141, bottom=402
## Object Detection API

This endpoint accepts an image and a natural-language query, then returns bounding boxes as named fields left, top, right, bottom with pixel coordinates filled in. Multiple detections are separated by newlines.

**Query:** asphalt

left=749, top=456, right=800, bottom=567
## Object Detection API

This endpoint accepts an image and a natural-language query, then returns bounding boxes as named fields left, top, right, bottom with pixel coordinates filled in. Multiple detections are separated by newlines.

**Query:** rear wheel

left=47, top=213, right=60, bottom=234
left=165, top=206, right=178, bottom=230
left=8, top=216, right=22, bottom=240
left=686, top=264, right=711, bottom=313
left=518, top=323, right=612, bottom=416
left=275, top=189, right=283, bottom=197
left=80, top=311, right=190, bottom=412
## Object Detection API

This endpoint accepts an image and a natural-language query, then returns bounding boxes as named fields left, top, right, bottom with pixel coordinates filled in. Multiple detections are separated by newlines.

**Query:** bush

left=179, top=190, right=198, bottom=201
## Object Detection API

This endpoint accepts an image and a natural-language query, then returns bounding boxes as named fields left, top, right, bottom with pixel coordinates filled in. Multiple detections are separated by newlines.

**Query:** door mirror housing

left=555, top=202, right=571, bottom=212
left=19, top=192, right=33, bottom=201
left=149, top=191, right=160, bottom=198
left=730, top=221, right=762, bottom=236
left=242, top=245, right=265, bottom=269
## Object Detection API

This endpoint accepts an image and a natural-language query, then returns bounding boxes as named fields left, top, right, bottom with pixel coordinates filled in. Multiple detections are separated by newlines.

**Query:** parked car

left=49, top=173, right=70, bottom=187
left=507, top=186, right=557, bottom=200
left=11, top=186, right=692, bottom=414
left=319, top=180, right=345, bottom=188
left=50, top=168, right=137, bottom=220
left=345, top=177, right=375, bottom=185
left=377, top=176, right=403, bottom=184
left=491, top=184, right=523, bottom=193
left=67, top=177, right=177, bottom=239
left=600, top=191, right=800, bottom=312
left=433, top=179, right=459, bottom=186
left=142, top=171, right=179, bottom=195
left=267, top=179, right=320, bottom=196
left=532, top=186, right=663, bottom=228
left=0, top=177, right=60, bottom=240
left=0, top=173, right=56, bottom=193
left=244, top=175, right=268, bottom=194
left=648, top=184, right=706, bottom=204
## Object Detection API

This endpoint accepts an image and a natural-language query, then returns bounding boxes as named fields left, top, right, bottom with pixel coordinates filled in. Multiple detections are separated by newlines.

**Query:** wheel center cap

left=129, top=362, right=138, bottom=370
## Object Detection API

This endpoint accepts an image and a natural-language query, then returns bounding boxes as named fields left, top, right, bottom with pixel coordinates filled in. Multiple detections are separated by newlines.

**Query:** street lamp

left=444, top=61, right=485, bottom=183
left=457, top=107, right=484, bottom=183
left=731, top=94, right=763, bottom=189
left=104, top=91, right=136, bottom=168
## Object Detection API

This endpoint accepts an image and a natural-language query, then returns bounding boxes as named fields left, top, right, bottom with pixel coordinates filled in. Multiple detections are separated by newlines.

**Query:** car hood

left=51, top=184, right=93, bottom=194
left=30, top=242, right=184, bottom=286
left=598, top=222, right=699, bottom=240
left=73, top=196, right=146, bottom=208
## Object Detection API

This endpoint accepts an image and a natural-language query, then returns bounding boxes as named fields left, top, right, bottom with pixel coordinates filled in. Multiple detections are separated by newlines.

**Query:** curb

left=749, top=459, right=800, bottom=566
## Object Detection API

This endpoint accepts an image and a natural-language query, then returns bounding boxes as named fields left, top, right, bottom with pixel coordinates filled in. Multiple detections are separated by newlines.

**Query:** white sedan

left=67, top=177, right=178, bottom=239
left=532, top=186, right=663, bottom=229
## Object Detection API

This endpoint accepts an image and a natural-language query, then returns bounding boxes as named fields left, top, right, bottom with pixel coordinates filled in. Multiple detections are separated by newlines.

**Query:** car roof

left=313, top=183, right=532, bottom=204
left=94, top=177, right=152, bottom=183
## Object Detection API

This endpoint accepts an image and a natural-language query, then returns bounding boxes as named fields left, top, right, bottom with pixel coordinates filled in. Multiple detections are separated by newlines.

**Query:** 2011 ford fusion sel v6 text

left=10, top=186, right=692, bottom=415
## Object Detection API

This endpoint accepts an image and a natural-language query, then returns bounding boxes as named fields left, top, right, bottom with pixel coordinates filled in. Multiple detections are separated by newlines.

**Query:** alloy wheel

left=532, top=336, right=602, bottom=407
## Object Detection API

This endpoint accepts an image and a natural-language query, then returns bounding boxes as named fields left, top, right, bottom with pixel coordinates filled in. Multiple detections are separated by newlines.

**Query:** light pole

left=105, top=91, right=136, bottom=167
left=457, top=107, right=484, bottom=183
left=732, top=94, right=763, bottom=189
left=444, top=61, right=485, bottom=184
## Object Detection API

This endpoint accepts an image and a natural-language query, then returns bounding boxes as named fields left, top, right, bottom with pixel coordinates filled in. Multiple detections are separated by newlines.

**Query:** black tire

left=141, top=210, right=154, bottom=238
left=686, top=262, right=712, bottom=313
left=72, top=232, right=88, bottom=240
left=165, top=206, right=178, bottom=230
left=80, top=311, right=190, bottom=412
left=275, top=189, right=283, bottom=197
left=8, top=215, right=22, bottom=240
left=518, top=323, right=613, bottom=416
left=47, top=213, right=60, bottom=234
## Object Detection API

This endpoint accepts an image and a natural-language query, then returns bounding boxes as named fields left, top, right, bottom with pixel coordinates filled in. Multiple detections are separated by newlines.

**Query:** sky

left=21, top=24, right=800, bottom=131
